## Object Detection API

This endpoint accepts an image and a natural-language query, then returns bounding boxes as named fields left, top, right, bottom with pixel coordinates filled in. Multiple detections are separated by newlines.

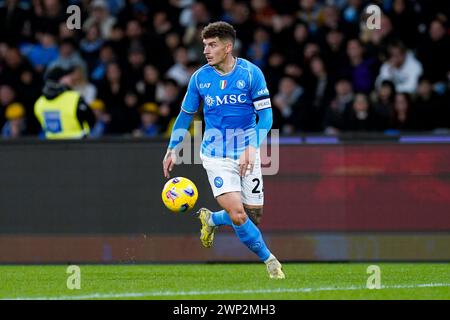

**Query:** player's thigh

left=216, top=191, right=245, bottom=213
left=241, top=152, right=264, bottom=207
left=201, top=155, right=241, bottom=198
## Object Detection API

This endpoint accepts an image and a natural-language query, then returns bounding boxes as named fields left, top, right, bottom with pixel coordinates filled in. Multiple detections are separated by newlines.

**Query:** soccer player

left=162, top=21, right=285, bottom=279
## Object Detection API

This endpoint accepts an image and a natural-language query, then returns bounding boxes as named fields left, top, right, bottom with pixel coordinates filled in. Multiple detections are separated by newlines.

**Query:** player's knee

left=244, top=206, right=263, bottom=226
left=228, top=207, right=247, bottom=226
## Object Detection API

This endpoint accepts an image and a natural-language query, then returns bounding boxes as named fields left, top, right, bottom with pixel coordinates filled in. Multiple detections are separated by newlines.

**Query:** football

left=161, top=177, right=198, bottom=212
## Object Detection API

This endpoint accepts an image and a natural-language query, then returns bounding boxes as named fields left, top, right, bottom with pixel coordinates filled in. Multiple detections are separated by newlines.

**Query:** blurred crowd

left=0, top=0, right=449, bottom=139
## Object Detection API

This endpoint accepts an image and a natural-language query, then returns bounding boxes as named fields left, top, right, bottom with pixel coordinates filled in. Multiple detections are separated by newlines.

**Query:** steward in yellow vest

left=34, top=67, right=95, bottom=139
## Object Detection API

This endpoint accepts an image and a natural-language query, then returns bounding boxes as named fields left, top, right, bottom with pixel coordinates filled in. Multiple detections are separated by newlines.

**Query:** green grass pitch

left=0, top=263, right=449, bottom=300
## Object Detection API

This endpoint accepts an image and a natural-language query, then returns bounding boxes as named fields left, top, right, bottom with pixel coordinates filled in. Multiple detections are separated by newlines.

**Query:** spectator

left=89, top=98, right=111, bottom=138
left=264, top=51, right=286, bottom=94
left=97, top=62, right=128, bottom=133
left=416, top=19, right=450, bottom=85
left=125, top=44, right=146, bottom=89
left=414, top=77, right=444, bottom=131
left=360, top=13, right=395, bottom=61
left=343, top=93, right=376, bottom=132
left=133, top=102, right=160, bottom=137
left=20, top=32, right=59, bottom=73
left=0, top=46, right=36, bottom=89
left=322, top=28, right=346, bottom=77
left=80, top=24, right=105, bottom=72
left=83, top=0, right=117, bottom=40
left=371, top=80, right=396, bottom=131
left=246, top=27, right=271, bottom=69
left=388, top=92, right=415, bottom=132
left=300, top=55, right=335, bottom=131
left=158, top=78, right=183, bottom=136
left=166, top=46, right=191, bottom=87
left=0, top=84, right=18, bottom=129
left=2, top=102, right=26, bottom=138
left=284, top=22, right=309, bottom=65
left=117, top=0, right=149, bottom=26
left=388, top=0, right=419, bottom=48
left=180, top=1, right=211, bottom=29
left=90, top=43, right=117, bottom=83
left=136, top=64, right=164, bottom=103
left=375, top=41, right=423, bottom=94
left=47, top=38, right=87, bottom=75
left=0, top=0, right=32, bottom=45
left=250, top=0, right=277, bottom=28
left=342, top=38, right=377, bottom=94
left=72, top=66, right=97, bottom=105
left=324, top=78, right=354, bottom=134
left=220, top=0, right=235, bottom=24
left=32, top=0, right=66, bottom=36
left=296, top=0, right=323, bottom=34
left=273, top=76, right=304, bottom=134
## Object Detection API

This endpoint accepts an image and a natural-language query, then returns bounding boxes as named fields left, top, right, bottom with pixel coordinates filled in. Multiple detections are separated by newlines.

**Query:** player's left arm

left=239, top=64, right=273, bottom=177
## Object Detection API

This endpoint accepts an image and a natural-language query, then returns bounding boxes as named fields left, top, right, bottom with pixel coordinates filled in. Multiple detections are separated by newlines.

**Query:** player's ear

left=225, top=41, right=233, bottom=54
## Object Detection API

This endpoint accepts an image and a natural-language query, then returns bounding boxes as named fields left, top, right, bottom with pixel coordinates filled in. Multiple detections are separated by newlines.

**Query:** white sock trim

left=208, top=214, right=216, bottom=227
left=264, top=253, right=275, bottom=264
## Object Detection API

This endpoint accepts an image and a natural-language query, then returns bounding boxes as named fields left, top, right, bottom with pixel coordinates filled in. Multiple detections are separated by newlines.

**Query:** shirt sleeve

left=76, top=97, right=96, bottom=129
left=250, top=64, right=271, bottom=111
left=180, top=71, right=201, bottom=114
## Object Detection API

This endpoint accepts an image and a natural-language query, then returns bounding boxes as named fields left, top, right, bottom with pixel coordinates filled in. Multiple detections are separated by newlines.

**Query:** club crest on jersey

left=219, top=80, right=227, bottom=90
left=236, top=80, right=246, bottom=89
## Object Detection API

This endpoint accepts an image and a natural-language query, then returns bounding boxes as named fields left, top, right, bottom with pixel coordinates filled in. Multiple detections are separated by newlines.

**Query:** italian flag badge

left=219, top=80, right=227, bottom=89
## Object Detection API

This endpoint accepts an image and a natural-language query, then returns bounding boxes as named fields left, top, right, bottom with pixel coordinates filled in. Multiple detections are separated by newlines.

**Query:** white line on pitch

left=2, top=283, right=450, bottom=300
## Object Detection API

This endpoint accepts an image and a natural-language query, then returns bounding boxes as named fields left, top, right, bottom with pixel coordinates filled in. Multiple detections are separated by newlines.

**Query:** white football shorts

left=200, top=149, right=264, bottom=205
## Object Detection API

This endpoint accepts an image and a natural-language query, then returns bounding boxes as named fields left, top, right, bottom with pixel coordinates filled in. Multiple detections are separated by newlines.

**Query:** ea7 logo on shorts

left=199, top=82, right=211, bottom=89
left=214, top=177, right=223, bottom=188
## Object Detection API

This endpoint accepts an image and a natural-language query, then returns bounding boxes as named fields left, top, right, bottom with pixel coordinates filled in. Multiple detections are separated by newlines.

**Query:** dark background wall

left=0, top=139, right=216, bottom=234
left=0, top=138, right=449, bottom=262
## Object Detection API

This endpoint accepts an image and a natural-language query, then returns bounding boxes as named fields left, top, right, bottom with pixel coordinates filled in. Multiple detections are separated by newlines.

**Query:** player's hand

left=163, top=149, right=177, bottom=178
left=239, top=145, right=256, bottom=177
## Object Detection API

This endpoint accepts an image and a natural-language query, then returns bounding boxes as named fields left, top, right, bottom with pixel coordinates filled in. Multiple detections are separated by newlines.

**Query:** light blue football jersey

left=181, top=58, right=271, bottom=159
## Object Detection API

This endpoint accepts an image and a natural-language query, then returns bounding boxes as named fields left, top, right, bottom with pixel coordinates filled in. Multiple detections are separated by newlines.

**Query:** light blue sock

left=211, top=210, right=232, bottom=226
left=232, top=218, right=271, bottom=262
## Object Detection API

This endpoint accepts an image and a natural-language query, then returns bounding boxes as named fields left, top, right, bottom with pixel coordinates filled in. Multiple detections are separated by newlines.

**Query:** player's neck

left=214, top=55, right=236, bottom=75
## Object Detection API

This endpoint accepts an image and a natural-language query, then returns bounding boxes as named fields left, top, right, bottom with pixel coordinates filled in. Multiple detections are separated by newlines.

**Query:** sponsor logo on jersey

left=216, top=94, right=247, bottom=105
left=236, top=80, right=246, bottom=89
left=205, top=95, right=215, bottom=107
left=204, top=94, right=248, bottom=107
left=219, top=80, right=227, bottom=90
left=256, top=88, right=269, bottom=96
left=199, top=82, right=211, bottom=89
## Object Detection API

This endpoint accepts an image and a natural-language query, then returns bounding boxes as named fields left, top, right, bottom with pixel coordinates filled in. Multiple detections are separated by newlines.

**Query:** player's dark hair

left=201, top=21, right=236, bottom=44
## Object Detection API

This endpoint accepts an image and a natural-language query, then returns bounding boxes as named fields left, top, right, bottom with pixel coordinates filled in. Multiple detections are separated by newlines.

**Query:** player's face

left=203, top=37, right=232, bottom=66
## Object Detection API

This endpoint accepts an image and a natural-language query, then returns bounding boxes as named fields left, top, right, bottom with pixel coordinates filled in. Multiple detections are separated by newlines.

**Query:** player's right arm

left=162, top=71, right=201, bottom=178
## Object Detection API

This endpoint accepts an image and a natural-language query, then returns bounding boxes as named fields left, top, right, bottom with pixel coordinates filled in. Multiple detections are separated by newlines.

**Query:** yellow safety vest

left=34, top=91, right=89, bottom=139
